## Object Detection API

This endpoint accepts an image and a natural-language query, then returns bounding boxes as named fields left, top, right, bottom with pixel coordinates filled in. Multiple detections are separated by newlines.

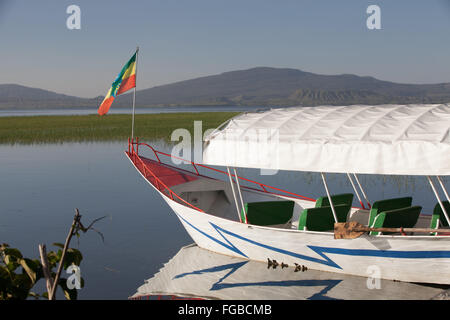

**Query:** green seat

left=315, top=193, right=354, bottom=208
left=370, top=206, right=422, bottom=236
left=298, top=204, right=351, bottom=231
left=368, top=197, right=413, bottom=227
left=430, top=201, right=450, bottom=231
left=241, top=200, right=295, bottom=226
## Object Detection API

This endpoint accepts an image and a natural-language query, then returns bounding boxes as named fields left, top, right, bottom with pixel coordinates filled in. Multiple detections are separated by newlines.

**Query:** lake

left=0, top=139, right=447, bottom=299
left=0, top=141, right=191, bottom=299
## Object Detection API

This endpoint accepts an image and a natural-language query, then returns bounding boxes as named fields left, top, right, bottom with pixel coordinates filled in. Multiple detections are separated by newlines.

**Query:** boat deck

left=138, top=155, right=200, bottom=189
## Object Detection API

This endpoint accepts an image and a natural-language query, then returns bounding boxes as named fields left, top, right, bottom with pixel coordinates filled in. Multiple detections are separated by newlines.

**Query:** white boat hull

left=162, top=192, right=450, bottom=285
left=127, top=152, right=450, bottom=285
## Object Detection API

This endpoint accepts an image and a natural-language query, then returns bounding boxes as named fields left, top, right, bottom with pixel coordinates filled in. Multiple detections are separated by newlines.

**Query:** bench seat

left=370, top=206, right=422, bottom=235
left=241, top=200, right=295, bottom=226
left=298, top=204, right=351, bottom=231
left=368, top=197, right=413, bottom=227
left=315, top=193, right=354, bottom=208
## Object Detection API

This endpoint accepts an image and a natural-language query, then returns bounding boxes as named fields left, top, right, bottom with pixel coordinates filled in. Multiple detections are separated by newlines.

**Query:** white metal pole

left=233, top=168, right=247, bottom=224
left=353, top=173, right=371, bottom=208
left=347, top=173, right=365, bottom=209
left=131, top=46, right=139, bottom=140
left=437, top=176, right=450, bottom=205
left=321, top=172, right=338, bottom=223
left=227, top=167, right=242, bottom=223
left=428, top=176, right=450, bottom=226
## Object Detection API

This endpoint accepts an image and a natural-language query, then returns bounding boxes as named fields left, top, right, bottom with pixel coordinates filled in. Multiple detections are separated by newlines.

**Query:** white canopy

left=202, top=104, right=450, bottom=176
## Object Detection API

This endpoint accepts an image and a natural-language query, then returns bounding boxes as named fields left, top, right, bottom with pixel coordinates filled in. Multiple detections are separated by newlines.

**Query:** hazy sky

left=1, top=0, right=450, bottom=97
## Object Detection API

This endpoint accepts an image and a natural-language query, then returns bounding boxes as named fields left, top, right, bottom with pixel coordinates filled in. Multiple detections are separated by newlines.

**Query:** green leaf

left=0, top=265, right=11, bottom=279
left=63, top=289, right=77, bottom=300
left=0, top=243, right=10, bottom=255
left=12, top=273, right=33, bottom=299
left=58, top=278, right=77, bottom=300
left=13, top=273, right=31, bottom=287
left=28, top=291, right=41, bottom=300
left=3, top=248, right=23, bottom=259
left=19, top=259, right=37, bottom=284
left=46, top=251, right=59, bottom=267
left=0, top=266, right=13, bottom=295
left=56, top=249, right=63, bottom=261
left=52, top=243, right=64, bottom=249
left=6, top=260, right=19, bottom=273
left=63, top=249, right=83, bottom=269
left=29, top=259, right=44, bottom=280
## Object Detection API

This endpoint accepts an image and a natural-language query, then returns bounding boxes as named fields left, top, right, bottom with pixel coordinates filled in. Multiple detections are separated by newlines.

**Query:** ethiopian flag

left=98, top=50, right=137, bottom=115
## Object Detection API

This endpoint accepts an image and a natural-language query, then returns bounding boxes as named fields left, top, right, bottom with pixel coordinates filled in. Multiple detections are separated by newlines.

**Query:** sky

left=1, top=0, right=450, bottom=98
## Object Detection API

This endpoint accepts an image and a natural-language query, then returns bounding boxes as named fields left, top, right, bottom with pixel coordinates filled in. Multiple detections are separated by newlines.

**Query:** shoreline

left=0, top=112, right=239, bottom=145
left=0, top=105, right=263, bottom=117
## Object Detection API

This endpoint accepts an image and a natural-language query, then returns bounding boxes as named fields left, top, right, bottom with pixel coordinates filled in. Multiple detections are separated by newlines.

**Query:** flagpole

left=131, top=46, right=139, bottom=140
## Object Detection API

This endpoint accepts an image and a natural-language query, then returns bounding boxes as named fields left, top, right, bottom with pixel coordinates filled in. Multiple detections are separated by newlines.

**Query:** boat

left=125, top=104, right=450, bottom=285
left=130, top=244, right=448, bottom=300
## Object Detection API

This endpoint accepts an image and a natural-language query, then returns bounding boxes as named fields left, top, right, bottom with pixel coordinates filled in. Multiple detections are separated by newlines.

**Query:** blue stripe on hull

left=177, top=213, right=248, bottom=258
left=176, top=213, right=450, bottom=269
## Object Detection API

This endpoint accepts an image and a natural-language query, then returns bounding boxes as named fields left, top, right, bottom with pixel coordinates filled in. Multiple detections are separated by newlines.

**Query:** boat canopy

left=202, top=104, right=450, bottom=176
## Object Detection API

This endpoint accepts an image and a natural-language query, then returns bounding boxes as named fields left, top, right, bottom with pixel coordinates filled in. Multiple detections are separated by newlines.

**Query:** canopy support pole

left=353, top=173, right=371, bottom=208
left=321, top=172, right=338, bottom=223
left=227, top=167, right=242, bottom=223
left=437, top=176, right=450, bottom=206
left=347, top=173, right=365, bottom=209
left=427, top=176, right=450, bottom=226
left=233, top=168, right=247, bottom=224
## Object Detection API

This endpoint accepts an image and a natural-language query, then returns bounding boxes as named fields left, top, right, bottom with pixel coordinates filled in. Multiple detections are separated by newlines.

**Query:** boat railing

left=127, top=138, right=205, bottom=212
left=128, top=138, right=315, bottom=203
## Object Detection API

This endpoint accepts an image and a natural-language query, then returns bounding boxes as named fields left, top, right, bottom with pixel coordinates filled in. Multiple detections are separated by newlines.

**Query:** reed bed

left=0, top=112, right=239, bottom=144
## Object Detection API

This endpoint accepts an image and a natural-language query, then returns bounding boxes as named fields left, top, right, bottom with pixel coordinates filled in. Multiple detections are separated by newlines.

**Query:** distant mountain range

left=0, top=84, right=100, bottom=109
left=2, top=67, right=450, bottom=110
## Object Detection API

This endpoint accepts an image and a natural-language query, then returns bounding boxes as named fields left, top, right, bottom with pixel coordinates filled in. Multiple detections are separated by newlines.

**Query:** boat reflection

left=131, top=244, right=447, bottom=300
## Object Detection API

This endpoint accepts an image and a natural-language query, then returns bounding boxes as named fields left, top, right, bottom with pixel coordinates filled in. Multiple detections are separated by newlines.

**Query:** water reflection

left=132, top=244, right=446, bottom=300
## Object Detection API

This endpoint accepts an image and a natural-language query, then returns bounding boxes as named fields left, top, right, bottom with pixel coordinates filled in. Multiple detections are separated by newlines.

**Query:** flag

left=98, top=50, right=137, bottom=115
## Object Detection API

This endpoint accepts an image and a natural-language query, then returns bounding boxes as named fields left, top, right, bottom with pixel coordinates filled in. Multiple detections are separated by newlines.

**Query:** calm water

left=0, top=140, right=447, bottom=299
left=0, top=141, right=192, bottom=299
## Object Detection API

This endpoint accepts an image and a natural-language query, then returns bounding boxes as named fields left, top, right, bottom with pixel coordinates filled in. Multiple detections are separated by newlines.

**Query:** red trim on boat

left=139, top=156, right=199, bottom=188
left=126, top=138, right=317, bottom=213
left=126, top=143, right=204, bottom=212
left=131, top=140, right=315, bottom=201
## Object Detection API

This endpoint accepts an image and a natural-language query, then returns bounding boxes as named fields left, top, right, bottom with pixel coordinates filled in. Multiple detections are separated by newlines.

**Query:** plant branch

left=48, top=208, right=81, bottom=300
left=38, top=244, right=53, bottom=295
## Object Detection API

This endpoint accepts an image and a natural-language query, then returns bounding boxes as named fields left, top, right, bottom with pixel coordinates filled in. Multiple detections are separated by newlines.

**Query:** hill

left=0, top=84, right=100, bottom=109
left=114, top=67, right=450, bottom=107
left=2, top=67, right=450, bottom=109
